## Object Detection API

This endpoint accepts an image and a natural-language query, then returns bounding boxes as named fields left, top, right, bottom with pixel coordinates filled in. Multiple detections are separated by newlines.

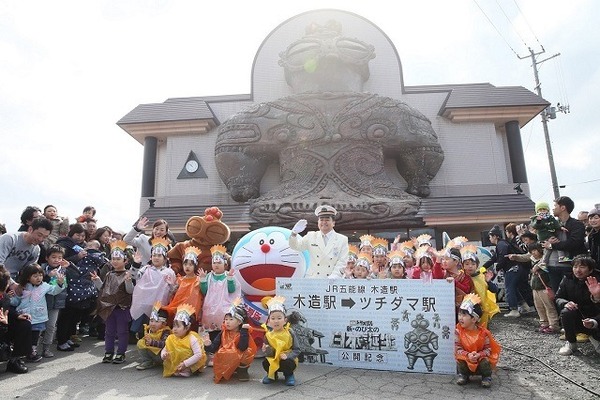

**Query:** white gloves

left=291, top=219, right=308, bottom=234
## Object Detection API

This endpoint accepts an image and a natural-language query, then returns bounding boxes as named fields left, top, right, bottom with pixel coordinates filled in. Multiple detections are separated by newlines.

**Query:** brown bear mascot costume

left=168, top=207, right=231, bottom=275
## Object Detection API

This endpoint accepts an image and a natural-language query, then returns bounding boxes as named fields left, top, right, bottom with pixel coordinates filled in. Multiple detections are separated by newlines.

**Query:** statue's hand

left=292, top=219, right=308, bottom=234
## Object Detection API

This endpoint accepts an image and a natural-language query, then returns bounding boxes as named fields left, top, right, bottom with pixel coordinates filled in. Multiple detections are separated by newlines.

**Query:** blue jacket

left=42, top=263, right=69, bottom=310
left=11, top=281, right=65, bottom=325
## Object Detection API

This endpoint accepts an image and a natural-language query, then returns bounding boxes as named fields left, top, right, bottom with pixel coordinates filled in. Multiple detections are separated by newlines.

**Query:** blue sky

left=1, top=0, right=598, bottom=232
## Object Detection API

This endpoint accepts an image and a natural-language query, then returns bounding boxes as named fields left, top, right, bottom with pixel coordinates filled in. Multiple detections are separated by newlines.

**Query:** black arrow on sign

left=341, top=298, right=355, bottom=308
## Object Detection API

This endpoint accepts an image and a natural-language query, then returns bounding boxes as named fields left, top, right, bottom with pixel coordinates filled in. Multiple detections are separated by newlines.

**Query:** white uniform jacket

left=289, top=230, right=349, bottom=278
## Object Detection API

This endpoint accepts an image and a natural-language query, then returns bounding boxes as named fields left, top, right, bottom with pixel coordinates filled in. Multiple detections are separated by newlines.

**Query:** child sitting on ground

left=455, top=294, right=501, bottom=388
left=161, top=304, right=206, bottom=377
left=136, top=302, right=171, bottom=370
left=204, top=299, right=256, bottom=383
left=261, top=296, right=299, bottom=386
left=91, top=240, right=134, bottom=364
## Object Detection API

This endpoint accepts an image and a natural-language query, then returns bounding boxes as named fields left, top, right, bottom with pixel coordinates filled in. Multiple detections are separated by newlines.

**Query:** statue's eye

left=269, top=239, right=275, bottom=245
left=259, top=239, right=265, bottom=245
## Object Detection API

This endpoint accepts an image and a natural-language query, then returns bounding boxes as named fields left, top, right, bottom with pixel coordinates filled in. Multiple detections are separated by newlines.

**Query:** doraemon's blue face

left=232, top=227, right=308, bottom=297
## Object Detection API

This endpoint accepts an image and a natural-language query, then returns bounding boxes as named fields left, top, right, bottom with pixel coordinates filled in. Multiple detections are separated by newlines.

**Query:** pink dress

left=201, top=273, right=241, bottom=331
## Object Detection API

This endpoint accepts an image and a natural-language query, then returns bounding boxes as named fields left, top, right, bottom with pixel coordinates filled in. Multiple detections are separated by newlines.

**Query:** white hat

left=315, top=205, right=337, bottom=218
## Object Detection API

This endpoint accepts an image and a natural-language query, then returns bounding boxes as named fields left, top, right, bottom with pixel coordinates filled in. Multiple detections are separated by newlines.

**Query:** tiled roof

left=141, top=204, right=253, bottom=230
left=417, top=194, right=534, bottom=217
left=117, top=98, right=214, bottom=124
left=406, top=83, right=549, bottom=109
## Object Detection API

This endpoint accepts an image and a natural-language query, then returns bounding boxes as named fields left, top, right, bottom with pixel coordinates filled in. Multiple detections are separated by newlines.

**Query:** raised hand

left=586, top=276, right=600, bottom=300
left=133, top=250, right=142, bottom=264
left=196, top=269, right=207, bottom=279
left=0, top=309, right=9, bottom=325
left=89, top=270, right=100, bottom=281
left=137, top=216, right=150, bottom=231
left=291, top=219, right=308, bottom=234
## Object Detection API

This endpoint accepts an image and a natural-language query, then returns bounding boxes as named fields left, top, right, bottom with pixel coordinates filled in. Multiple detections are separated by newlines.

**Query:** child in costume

left=199, top=245, right=241, bottom=336
left=204, top=299, right=257, bottom=383
left=161, top=304, right=206, bottom=377
left=12, top=263, right=66, bottom=361
left=455, top=294, right=501, bottom=388
left=91, top=240, right=134, bottom=364
left=387, top=250, right=406, bottom=279
left=353, top=252, right=372, bottom=279
left=414, top=247, right=435, bottom=282
left=163, top=246, right=203, bottom=326
left=136, top=302, right=171, bottom=370
left=399, top=241, right=418, bottom=279
left=261, top=296, right=299, bottom=386
left=359, top=234, right=374, bottom=257
left=370, top=237, right=389, bottom=278
left=440, top=247, right=474, bottom=311
left=130, top=238, right=176, bottom=337
left=460, top=245, right=499, bottom=328
left=342, top=245, right=359, bottom=279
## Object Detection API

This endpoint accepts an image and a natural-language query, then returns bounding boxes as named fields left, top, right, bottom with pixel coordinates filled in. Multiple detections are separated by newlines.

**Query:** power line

left=495, top=0, right=528, bottom=48
left=560, top=177, right=600, bottom=188
left=512, top=0, right=544, bottom=48
left=473, top=0, right=520, bottom=57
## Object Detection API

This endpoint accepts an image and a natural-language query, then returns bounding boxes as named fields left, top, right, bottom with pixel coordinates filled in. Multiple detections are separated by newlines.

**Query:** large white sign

left=276, top=278, right=456, bottom=374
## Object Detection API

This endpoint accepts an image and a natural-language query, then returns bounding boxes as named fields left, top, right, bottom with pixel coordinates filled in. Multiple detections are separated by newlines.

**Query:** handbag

left=537, top=272, right=555, bottom=301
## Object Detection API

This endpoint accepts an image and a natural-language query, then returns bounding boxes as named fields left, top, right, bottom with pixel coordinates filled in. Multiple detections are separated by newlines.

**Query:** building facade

left=118, top=9, right=547, bottom=247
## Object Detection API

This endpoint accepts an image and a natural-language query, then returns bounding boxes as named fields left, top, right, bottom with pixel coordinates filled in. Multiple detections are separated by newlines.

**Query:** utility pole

left=519, top=47, right=561, bottom=199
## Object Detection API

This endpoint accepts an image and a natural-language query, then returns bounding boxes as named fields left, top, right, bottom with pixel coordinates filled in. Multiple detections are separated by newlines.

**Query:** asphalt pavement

left=0, top=334, right=559, bottom=400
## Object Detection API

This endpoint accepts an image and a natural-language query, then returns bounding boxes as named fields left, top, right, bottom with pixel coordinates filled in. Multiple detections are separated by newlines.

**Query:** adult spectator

left=588, top=206, right=600, bottom=265
left=483, top=224, right=530, bottom=317
left=83, top=218, right=97, bottom=243
left=18, top=206, right=41, bottom=232
left=124, top=217, right=172, bottom=266
left=542, top=196, right=588, bottom=292
left=0, top=265, right=32, bottom=373
left=578, top=210, right=592, bottom=236
left=56, top=223, right=88, bottom=265
left=0, top=217, right=52, bottom=282
left=555, top=256, right=600, bottom=355
left=520, top=231, right=538, bottom=247
left=289, top=205, right=349, bottom=278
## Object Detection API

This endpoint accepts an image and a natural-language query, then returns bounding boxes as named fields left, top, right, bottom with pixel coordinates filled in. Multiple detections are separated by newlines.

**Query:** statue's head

left=279, top=20, right=375, bottom=93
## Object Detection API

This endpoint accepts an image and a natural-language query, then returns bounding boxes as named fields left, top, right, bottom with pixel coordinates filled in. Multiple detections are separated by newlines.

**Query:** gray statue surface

left=215, top=20, right=444, bottom=228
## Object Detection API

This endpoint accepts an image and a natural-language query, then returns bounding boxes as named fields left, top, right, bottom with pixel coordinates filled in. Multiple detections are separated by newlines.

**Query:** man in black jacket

left=588, top=206, right=600, bottom=265
left=543, top=196, right=588, bottom=293
left=484, top=225, right=531, bottom=317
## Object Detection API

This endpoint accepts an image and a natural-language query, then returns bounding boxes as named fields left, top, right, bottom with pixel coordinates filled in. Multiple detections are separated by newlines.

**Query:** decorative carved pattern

left=214, top=20, right=444, bottom=227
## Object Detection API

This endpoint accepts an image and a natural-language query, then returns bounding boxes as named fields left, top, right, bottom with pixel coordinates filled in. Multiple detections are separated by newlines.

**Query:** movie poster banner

left=276, top=278, right=456, bottom=374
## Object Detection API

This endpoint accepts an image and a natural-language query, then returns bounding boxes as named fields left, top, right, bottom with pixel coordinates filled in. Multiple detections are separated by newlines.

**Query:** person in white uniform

left=289, top=205, right=349, bottom=278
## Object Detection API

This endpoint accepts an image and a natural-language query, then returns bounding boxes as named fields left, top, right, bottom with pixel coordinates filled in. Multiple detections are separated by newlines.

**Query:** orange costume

left=163, top=275, right=203, bottom=324
left=211, top=325, right=257, bottom=383
left=455, top=323, right=501, bottom=373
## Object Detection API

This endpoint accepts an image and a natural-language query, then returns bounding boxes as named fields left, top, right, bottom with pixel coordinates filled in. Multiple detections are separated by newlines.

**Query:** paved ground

left=0, top=314, right=598, bottom=399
